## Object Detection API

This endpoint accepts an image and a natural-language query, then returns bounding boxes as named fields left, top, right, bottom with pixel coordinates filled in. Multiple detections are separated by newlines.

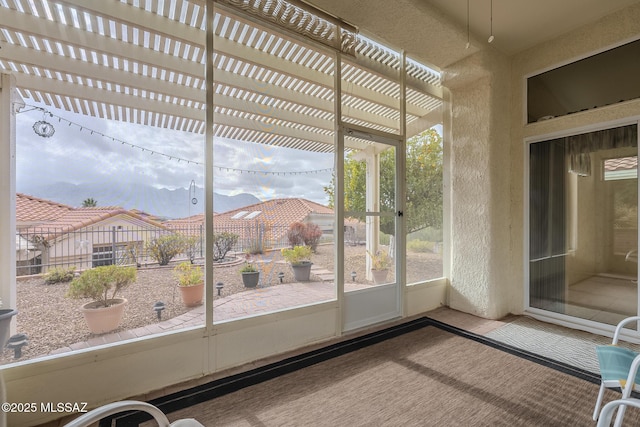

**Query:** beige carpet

left=152, top=326, right=639, bottom=426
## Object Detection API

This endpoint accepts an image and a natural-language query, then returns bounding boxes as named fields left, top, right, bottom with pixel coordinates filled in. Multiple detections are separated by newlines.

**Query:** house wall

left=509, top=3, right=640, bottom=315
left=437, top=2, right=640, bottom=321
left=3, top=279, right=446, bottom=426
left=443, top=49, right=512, bottom=319
left=42, top=216, right=164, bottom=272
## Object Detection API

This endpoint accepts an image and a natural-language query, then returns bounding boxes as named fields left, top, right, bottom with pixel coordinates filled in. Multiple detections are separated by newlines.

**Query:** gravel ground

left=1, top=244, right=442, bottom=364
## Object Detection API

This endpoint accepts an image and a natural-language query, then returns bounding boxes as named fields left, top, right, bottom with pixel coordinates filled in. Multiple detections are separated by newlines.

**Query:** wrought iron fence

left=15, top=222, right=293, bottom=276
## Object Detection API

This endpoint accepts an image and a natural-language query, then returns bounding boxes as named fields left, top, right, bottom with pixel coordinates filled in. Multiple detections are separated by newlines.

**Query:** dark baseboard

left=105, top=316, right=599, bottom=426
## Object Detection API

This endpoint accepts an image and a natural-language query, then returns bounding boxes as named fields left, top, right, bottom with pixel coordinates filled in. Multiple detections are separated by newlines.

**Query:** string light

left=18, top=103, right=335, bottom=177
left=488, top=0, right=494, bottom=43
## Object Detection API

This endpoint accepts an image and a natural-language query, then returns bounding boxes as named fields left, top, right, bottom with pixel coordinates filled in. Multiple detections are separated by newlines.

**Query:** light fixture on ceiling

left=465, top=0, right=470, bottom=49
left=488, top=0, right=494, bottom=43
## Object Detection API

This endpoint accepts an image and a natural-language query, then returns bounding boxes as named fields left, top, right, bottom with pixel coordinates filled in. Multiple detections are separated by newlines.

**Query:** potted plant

left=281, top=245, right=313, bottom=281
left=67, top=265, right=136, bottom=334
left=367, top=249, right=392, bottom=285
left=0, top=300, right=17, bottom=349
left=173, top=261, right=204, bottom=307
left=240, top=262, right=260, bottom=288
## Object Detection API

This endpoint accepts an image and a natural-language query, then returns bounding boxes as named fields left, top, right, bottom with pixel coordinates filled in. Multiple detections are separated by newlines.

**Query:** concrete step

left=311, top=267, right=334, bottom=282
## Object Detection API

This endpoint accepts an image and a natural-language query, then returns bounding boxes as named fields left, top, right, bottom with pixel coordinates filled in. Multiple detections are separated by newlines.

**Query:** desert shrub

left=407, top=240, right=435, bottom=253
left=183, top=236, right=200, bottom=263
left=408, top=227, right=443, bottom=243
left=44, top=266, right=76, bottom=284
left=67, top=265, right=136, bottom=307
left=287, top=222, right=307, bottom=247
left=245, top=222, right=266, bottom=254
left=302, top=223, right=323, bottom=252
left=213, top=232, right=238, bottom=261
left=145, top=234, right=187, bottom=266
left=287, top=222, right=323, bottom=251
left=379, top=232, right=391, bottom=246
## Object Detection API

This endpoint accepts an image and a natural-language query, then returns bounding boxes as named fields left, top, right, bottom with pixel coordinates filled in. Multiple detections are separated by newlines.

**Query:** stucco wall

left=509, top=3, right=640, bottom=314
left=442, top=2, right=640, bottom=319
left=444, top=49, right=512, bottom=319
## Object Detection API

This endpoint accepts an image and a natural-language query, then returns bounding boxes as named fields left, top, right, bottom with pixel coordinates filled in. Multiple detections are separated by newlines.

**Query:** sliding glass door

left=528, top=124, right=638, bottom=326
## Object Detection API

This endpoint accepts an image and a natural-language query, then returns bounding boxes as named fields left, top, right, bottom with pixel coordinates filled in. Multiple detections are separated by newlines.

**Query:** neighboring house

left=16, top=194, right=168, bottom=275
left=164, top=198, right=334, bottom=253
left=216, top=198, right=334, bottom=252
left=163, top=213, right=206, bottom=236
left=16, top=192, right=73, bottom=230
left=15, top=193, right=74, bottom=274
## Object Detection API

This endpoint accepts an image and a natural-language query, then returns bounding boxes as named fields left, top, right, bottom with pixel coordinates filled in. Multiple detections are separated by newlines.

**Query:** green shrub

left=43, top=267, right=76, bottom=284
left=173, top=261, right=204, bottom=287
left=239, top=263, right=258, bottom=273
left=67, top=265, right=137, bottom=307
left=145, top=234, right=187, bottom=266
left=408, top=227, right=443, bottom=243
left=183, top=236, right=200, bottom=263
left=281, top=245, right=312, bottom=265
left=379, top=233, right=391, bottom=246
left=407, top=240, right=435, bottom=253
left=213, top=232, right=239, bottom=261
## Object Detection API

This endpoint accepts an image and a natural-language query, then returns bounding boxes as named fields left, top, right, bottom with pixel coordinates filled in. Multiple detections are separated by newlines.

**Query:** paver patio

left=49, top=266, right=370, bottom=356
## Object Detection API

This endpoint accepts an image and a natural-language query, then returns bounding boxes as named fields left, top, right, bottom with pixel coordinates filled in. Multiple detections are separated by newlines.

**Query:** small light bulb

left=488, top=35, right=494, bottom=43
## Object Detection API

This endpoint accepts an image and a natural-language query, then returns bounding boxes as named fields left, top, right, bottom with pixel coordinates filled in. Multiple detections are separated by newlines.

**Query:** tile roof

left=20, top=197, right=167, bottom=241
left=164, top=198, right=333, bottom=239
left=218, top=198, right=333, bottom=230
left=163, top=214, right=206, bottom=235
left=16, top=193, right=73, bottom=225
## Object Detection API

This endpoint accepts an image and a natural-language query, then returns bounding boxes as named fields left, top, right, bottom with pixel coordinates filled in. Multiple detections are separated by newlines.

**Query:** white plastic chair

left=593, top=316, right=640, bottom=424
left=597, top=398, right=640, bottom=427
left=63, top=400, right=203, bottom=427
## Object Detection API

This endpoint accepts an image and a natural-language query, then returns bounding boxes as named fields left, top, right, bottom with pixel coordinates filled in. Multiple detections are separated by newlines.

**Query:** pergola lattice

left=0, top=0, right=443, bottom=153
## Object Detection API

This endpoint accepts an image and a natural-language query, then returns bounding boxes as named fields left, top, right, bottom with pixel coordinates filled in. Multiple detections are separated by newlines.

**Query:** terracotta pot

left=371, top=269, right=389, bottom=285
left=81, top=298, right=127, bottom=334
left=178, top=283, right=204, bottom=307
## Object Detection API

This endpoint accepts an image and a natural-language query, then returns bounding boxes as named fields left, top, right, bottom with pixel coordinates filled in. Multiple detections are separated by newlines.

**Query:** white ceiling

left=424, top=0, right=640, bottom=56
left=306, top=0, right=640, bottom=68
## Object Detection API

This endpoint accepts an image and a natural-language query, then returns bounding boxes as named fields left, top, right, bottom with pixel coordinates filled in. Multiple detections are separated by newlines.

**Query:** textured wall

left=443, top=2, right=640, bottom=319
left=444, top=50, right=512, bottom=319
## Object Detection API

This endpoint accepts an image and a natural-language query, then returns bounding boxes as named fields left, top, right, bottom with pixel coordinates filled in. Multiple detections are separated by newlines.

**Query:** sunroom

left=1, top=0, right=640, bottom=425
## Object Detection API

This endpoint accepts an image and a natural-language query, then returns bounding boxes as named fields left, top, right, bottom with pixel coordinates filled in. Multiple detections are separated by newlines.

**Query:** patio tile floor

left=49, top=280, right=369, bottom=356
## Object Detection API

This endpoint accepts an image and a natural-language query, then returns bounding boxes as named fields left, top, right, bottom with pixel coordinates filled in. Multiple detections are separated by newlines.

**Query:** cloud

left=16, top=102, right=334, bottom=204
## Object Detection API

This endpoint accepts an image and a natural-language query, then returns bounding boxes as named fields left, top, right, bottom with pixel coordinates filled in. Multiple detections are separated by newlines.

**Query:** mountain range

left=17, top=182, right=261, bottom=220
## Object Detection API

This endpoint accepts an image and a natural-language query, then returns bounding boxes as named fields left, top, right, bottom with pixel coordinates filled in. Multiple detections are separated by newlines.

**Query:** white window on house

left=92, top=244, right=114, bottom=267
left=231, top=211, right=249, bottom=219
left=244, top=211, right=262, bottom=219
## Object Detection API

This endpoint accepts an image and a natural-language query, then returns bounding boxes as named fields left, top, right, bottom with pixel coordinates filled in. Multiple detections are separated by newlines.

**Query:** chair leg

left=594, top=383, right=606, bottom=420
left=614, top=404, right=627, bottom=427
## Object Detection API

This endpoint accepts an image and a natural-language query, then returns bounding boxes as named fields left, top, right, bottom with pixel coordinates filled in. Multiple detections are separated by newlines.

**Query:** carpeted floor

left=142, top=323, right=639, bottom=427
